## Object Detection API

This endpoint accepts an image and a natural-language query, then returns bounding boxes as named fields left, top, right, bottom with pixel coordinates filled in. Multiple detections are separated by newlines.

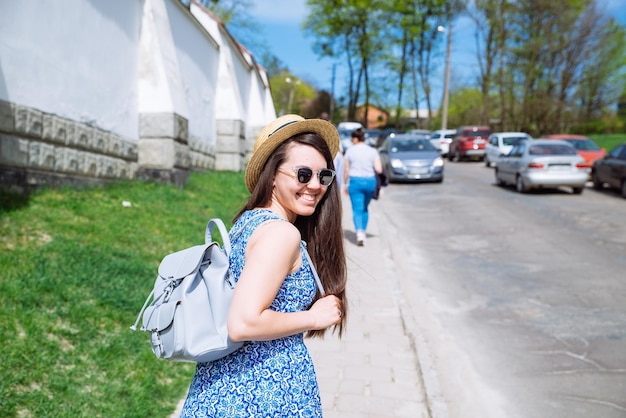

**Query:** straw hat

left=245, top=114, right=340, bottom=192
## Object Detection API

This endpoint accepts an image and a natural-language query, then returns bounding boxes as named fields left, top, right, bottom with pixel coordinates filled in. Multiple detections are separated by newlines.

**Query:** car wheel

left=621, top=180, right=626, bottom=199
left=572, top=186, right=584, bottom=195
left=592, top=171, right=603, bottom=190
left=516, top=175, right=527, bottom=193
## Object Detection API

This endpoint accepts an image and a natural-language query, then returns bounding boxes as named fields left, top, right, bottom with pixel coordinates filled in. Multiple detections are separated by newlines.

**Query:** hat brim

left=245, top=118, right=340, bottom=192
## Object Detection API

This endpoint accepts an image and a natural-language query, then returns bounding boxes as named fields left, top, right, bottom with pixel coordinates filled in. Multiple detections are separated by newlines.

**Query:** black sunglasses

left=280, top=166, right=336, bottom=186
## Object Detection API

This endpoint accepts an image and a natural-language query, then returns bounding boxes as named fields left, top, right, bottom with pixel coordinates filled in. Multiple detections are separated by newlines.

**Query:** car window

left=465, top=130, right=490, bottom=137
left=508, top=144, right=522, bottom=157
left=564, top=139, right=600, bottom=151
left=390, top=139, right=436, bottom=152
left=502, top=136, right=527, bottom=146
left=610, top=145, right=626, bottom=159
left=529, top=143, right=577, bottom=155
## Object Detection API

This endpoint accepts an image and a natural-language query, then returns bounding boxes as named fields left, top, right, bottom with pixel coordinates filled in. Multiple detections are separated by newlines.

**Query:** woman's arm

left=343, top=155, right=351, bottom=195
left=374, top=157, right=383, bottom=174
left=227, top=221, right=341, bottom=342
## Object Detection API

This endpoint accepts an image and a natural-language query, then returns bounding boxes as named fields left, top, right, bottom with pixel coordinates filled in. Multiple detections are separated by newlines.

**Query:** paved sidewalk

left=305, top=198, right=431, bottom=417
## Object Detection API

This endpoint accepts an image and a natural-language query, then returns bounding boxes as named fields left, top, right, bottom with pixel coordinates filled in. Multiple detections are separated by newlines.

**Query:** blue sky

left=247, top=0, right=626, bottom=109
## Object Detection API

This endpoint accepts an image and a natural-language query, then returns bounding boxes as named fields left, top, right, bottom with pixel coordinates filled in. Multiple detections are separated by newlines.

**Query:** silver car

left=495, top=139, right=588, bottom=194
left=379, top=134, right=444, bottom=183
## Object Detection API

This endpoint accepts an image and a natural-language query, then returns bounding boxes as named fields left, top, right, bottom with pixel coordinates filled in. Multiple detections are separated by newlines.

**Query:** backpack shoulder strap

left=301, top=241, right=325, bottom=297
left=205, top=218, right=231, bottom=255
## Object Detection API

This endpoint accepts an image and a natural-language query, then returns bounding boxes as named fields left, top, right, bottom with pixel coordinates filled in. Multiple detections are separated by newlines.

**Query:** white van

left=336, top=122, right=364, bottom=152
left=336, top=121, right=363, bottom=131
left=485, top=132, right=532, bottom=167
left=429, top=129, right=457, bottom=156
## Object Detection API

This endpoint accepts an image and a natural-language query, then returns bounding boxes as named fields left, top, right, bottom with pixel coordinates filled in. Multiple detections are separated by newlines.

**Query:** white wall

left=0, top=0, right=143, bottom=140
left=0, top=0, right=277, bottom=187
left=165, top=0, right=219, bottom=148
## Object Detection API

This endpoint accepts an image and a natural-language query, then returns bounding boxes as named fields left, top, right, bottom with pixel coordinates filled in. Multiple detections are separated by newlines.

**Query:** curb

left=374, top=206, right=449, bottom=418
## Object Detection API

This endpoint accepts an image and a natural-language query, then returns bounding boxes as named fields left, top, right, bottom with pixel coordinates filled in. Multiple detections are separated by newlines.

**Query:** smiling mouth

left=298, top=193, right=316, bottom=202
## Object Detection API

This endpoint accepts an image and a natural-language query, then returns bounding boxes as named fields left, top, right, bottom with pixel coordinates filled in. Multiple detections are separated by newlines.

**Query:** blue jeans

left=347, top=176, right=377, bottom=232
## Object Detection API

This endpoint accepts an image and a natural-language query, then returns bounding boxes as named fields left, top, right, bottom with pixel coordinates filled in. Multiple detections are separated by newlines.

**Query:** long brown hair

left=236, top=132, right=347, bottom=337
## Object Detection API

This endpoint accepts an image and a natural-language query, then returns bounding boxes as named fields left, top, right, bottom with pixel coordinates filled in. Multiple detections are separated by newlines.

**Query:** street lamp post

left=437, top=24, right=452, bottom=131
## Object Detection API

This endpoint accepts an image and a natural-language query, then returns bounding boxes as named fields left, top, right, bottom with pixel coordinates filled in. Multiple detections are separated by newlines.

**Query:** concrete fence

left=0, top=0, right=276, bottom=192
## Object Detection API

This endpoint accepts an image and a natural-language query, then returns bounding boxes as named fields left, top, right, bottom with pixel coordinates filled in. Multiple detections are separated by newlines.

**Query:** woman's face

left=272, top=143, right=330, bottom=221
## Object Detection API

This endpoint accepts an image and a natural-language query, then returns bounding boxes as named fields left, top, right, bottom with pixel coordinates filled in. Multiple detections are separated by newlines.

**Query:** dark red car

left=448, top=126, right=491, bottom=162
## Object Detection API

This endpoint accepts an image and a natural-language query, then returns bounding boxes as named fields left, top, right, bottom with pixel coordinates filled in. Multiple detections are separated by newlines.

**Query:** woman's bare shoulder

left=251, top=219, right=301, bottom=247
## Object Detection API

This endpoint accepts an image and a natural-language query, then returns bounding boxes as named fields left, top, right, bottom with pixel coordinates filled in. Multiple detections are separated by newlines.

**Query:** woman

left=181, top=114, right=347, bottom=417
left=342, top=128, right=383, bottom=246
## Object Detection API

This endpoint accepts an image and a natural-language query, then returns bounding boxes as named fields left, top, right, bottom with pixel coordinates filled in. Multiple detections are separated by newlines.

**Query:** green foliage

left=588, top=133, right=626, bottom=151
left=441, top=87, right=484, bottom=127
left=0, top=171, right=249, bottom=417
left=269, top=71, right=317, bottom=116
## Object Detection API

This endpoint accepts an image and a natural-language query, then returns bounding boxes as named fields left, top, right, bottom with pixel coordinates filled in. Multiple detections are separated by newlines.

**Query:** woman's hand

left=309, top=294, right=343, bottom=329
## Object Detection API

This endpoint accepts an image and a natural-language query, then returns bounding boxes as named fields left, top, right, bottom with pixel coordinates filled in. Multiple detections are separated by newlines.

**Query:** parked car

left=406, top=129, right=432, bottom=136
left=485, top=132, right=532, bottom=167
left=495, top=139, right=588, bottom=194
left=449, top=125, right=491, bottom=162
left=591, top=142, right=626, bottom=198
left=364, top=129, right=382, bottom=147
left=429, top=129, right=456, bottom=157
left=378, top=134, right=444, bottom=183
left=338, top=128, right=354, bottom=153
left=376, top=128, right=405, bottom=148
left=540, top=134, right=606, bottom=169
left=337, top=121, right=363, bottom=132
left=337, top=122, right=364, bottom=152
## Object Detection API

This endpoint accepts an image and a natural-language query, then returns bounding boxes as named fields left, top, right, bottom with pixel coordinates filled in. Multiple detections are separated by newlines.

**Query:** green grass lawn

left=588, top=133, right=626, bottom=151
left=0, top=171, right=249, bottom=417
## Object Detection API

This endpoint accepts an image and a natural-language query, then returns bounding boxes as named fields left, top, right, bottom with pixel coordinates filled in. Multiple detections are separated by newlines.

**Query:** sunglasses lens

left=297, top=168, right=313, bottom=183
left=319, top=169, right=335, bottom=186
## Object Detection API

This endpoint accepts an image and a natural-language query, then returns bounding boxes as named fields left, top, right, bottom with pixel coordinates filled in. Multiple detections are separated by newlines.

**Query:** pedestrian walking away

left=180, top=114, right=348, bottom=417
left=342, top=128, right=383, bottom=246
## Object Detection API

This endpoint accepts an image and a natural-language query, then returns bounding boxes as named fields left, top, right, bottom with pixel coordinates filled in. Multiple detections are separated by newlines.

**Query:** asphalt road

left=375, top=161, right=626, bottom=418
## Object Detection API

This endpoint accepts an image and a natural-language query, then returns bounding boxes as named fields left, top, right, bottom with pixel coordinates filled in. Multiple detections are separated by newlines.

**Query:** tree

left=269, top=71, right=316, bottom=116
left=434, top=87, right=483, bottom=127
left=304, top=0, right=389, bottom=125
left=470, top=0, right=626, bottom=135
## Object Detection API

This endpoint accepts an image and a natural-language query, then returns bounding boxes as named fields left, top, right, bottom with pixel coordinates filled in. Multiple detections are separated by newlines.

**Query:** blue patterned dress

left=180, top=209, right=322, bottom=417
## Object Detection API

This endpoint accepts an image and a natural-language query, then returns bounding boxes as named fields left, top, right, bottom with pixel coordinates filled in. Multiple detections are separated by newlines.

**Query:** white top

left=344, top=143, right=379, bottom=178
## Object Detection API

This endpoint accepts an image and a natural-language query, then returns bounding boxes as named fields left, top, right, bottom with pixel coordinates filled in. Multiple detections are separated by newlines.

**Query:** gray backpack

left=130, top=215, right=324, bottom=363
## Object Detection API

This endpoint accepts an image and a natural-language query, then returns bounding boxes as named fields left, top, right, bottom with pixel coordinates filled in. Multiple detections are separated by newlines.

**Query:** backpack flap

left=158, top=244, right=212, bottom=281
